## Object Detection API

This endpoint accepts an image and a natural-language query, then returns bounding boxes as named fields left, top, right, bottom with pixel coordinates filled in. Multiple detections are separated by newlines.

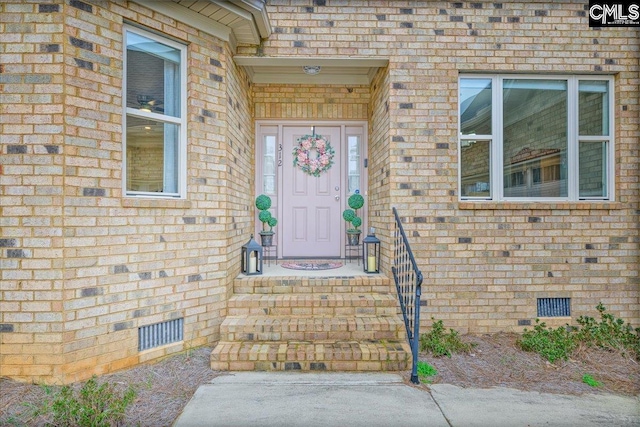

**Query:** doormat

left=280, top=261, right=343, bottom=271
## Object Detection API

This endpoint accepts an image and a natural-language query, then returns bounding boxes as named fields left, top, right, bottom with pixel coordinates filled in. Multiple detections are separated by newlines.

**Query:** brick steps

left=221, top=315, right=404, bottom=342
left=212, top=275, right=409, bottom=373
left=210, top=340, right=411, bottom=372
left=233, top=276, right=393, bottom=295
left=227, top=294, right=399, bottom=316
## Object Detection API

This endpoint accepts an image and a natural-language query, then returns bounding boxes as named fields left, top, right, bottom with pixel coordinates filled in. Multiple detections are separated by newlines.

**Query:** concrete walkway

left=173, top=372, right=640, bottom=427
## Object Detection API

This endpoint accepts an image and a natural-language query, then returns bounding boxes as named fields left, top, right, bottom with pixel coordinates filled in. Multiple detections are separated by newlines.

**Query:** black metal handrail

left=391, top=207, right=423, bottom=384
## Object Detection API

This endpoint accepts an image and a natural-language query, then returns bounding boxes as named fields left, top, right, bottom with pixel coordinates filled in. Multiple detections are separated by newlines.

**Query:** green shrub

left=576, top=302, right=640, bottom=358
left=518, top=304, right=640, bottom=363
left=518, top=320, right=576, bottom=363
left=34, top=376, right=136, bottom=427
left=420, top=319, right=475, bottom=357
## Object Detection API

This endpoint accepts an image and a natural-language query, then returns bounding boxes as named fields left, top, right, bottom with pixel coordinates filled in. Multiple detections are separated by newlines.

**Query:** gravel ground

left=1, top=334, right=638, bottom=426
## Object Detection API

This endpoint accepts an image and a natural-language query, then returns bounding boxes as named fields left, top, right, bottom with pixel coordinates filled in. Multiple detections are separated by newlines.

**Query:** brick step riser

left=220, top=317, right=405, bottom=335
left=227, top=307, right=400, bottom=316
left=211, top=360, right=409, bottom=372
left=234, top=278, right=392, bottom=287
left=221, top=330, right=403, bottom=342
left=211, top=341, right=411, bottom=372
left=229, top=295, right=399, bottom=307
left=233, top=285, right=393, bottom=294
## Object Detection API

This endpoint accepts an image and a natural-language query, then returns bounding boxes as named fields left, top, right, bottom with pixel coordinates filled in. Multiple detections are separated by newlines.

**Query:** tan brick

left=1, top=0, right=637, bottom=385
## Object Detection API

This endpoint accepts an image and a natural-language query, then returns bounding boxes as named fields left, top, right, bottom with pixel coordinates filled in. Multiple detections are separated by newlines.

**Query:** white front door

left=282, top=126, right=342, bottom=257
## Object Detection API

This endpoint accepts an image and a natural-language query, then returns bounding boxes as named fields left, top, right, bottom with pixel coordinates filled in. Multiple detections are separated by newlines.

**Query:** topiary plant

left=255, top=194, right=272, bottom=211
left=347, top=193, right=364, bottom=211
left=342, top=192, right=364, bottom=233
left=256, top=194, right=277, bottom=234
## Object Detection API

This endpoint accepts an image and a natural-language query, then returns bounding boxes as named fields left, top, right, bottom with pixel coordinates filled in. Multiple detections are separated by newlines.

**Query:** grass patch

left=582, top=374, right=601, bottom=388
left=417, top=361, right=438, bottom=383
left=518, top=303, right=640, bottom=363
left=420, top=318, right=475, bottom=357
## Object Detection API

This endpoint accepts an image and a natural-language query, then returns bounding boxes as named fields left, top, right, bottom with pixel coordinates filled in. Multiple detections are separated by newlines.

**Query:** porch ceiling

left=234, top=56, right=389, bottom=85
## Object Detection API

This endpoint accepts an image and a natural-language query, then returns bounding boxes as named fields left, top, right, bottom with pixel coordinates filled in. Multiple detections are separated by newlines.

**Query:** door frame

left=255, top=120, right=369, bottom=259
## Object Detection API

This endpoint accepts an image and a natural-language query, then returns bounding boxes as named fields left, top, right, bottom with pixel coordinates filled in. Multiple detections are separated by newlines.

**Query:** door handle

left=335, top=195, right=340, bottom=201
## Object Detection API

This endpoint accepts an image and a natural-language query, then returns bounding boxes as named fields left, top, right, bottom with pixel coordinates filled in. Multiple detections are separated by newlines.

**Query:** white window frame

left=458, top=74, right=615, bottom=202
left=122, top=25, right=187, bottom=199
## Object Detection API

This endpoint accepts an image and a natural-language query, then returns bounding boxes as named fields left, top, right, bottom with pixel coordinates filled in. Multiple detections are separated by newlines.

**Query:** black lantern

left=241, top=234, right=263, bottom=275
left=363, top=228, right=380, bottom=274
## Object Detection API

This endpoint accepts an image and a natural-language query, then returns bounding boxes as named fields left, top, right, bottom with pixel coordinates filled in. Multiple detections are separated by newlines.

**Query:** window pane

left=503, top=79, right=567, bottom=198
left=348, top=135, right=360, bottom=194
left=126, top=32, right=181, bottom=118
left=579, top=141, right=607, bottom=198
left=126, top=116, right=179, bottom=193
left=263, top=135, right=276, bottom=195
left=579, top=81, right=609, bottom=136
left=263, top=176, right=276, bottom=194
left=460, top=140, right=491, bottom=198
left=460, top=79, right=492, bottom=135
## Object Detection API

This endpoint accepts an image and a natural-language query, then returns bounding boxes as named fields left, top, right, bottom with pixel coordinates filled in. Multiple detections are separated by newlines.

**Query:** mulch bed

left=410, top=333, right=639, bottom=396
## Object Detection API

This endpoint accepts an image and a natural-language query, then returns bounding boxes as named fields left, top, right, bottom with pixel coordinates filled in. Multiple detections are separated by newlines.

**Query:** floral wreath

left=292, top=134, right=335, bottom=177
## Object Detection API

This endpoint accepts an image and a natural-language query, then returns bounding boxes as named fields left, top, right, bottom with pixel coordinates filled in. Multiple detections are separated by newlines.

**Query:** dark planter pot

left=260, top=232, right=274, bottom=247
left=346, top=232, right=361, bottom=246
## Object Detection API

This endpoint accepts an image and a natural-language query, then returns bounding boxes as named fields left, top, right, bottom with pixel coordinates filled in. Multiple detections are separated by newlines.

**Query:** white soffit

left=234, top=57, right=389, bottom=85
left=132, top=0, right=271, bottom=51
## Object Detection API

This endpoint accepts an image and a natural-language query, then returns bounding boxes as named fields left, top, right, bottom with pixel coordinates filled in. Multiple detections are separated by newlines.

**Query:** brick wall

left=257, top=1, right=639, bottom=332
left=368, top=66, right=392, bottom=268
left=0, top=1, right=66, bottom=380
left=0, top=0, right=637, bottom=383
left=224, top=48, right=254, bottom=299
left=0, top=0, right=253, bottom=383
left=253, top=84, right=370, bottom=120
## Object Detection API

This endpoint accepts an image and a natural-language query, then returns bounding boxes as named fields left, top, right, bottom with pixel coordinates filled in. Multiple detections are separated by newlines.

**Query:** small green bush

left=518, top=320, right=576, bottom=363
left=518, top=304, right=640, bottom=363
left=34, top=376, right=136, bottom=427
left=419, top=319, right=475, bottom=357
left=576, top=302, right=640, bottom=357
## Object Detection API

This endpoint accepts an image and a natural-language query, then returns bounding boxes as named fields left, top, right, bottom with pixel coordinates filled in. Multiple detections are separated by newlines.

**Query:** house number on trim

left=278, top=144, right=283, bottom=167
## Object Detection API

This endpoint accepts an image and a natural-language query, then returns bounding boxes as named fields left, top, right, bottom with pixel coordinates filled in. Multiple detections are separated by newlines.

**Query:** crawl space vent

left=537, top=298, right=571, bottom=317
left=138, top=318, right=183, bottom=351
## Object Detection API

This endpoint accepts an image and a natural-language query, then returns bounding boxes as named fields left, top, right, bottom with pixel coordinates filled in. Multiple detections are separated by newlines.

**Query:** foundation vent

left=537, top=298, right=571, bottom=317
left=138, top=318, right=183, bottom=351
